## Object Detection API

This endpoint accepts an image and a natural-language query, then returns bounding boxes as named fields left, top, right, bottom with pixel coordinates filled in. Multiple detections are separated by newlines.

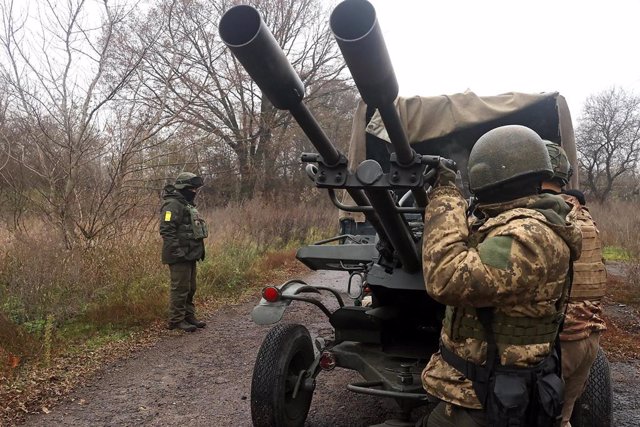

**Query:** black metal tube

left=328, top=189, right=425, bottom=214
left=331, top=0, right=416, bottom=167
left=346, top=188, right=391, bottom=244
left=220, top=5, right=345, bottom=167
left=364, top=188, right=420, bottom=273
left=311, top=286, right=345, bottom=307
left=283, top=295, right=333, bottom=318
left=219, top=5, right=304, bottom=110
left=330, top=0, right=398, bottom=107
left=346, top=381, right=430, bottom=401
left=377, top=103, right=413, bottom=166
left=289, top=103, right=341, bottom=166
left=411, top=188, right=428, bottom=209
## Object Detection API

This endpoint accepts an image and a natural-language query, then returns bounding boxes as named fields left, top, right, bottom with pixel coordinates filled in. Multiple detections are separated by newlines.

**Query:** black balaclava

left=179, top=188, right=197, bottom=204
left=475, top=176, right=541, bottom=204
left=563, top=189, right=586, bottom=206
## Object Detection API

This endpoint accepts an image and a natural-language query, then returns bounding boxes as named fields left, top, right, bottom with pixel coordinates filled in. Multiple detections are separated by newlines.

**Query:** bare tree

left=135, top=0, right=352, bottom=200
left=0, top=0, right=176, bottom=247
left=576, top=87, right=640, bottom=202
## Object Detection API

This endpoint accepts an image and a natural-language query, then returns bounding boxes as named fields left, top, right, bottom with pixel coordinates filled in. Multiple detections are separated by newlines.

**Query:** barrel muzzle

left=330, top=0, right=399, bottom=107
left=219, top=5, right=305, bottom=110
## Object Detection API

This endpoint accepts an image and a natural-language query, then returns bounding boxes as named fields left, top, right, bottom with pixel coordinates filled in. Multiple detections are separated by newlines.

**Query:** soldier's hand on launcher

left=434, top=159, right=457, bottom=187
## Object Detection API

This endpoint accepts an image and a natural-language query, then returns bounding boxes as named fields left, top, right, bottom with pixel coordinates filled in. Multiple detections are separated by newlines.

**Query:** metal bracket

left=301, top=152, right=349, bottom=186
left=388, top=152, right=427, bottom=187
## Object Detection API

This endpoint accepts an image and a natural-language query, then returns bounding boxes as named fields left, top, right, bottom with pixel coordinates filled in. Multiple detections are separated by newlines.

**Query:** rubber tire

left=251, top=323, right=315, bottom=427
left=570, top=347, right=613, bottom=427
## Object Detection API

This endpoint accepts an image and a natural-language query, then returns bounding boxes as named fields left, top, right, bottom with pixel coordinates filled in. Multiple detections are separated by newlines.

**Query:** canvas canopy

left=341, top=91, right=577, bottom=221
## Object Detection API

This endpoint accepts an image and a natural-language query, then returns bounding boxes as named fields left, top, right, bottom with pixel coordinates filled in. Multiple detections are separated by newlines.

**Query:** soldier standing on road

left=160, top=172, right=209, bottom=333
left=541, top=142, right=607, bottom=427
left=420, top=125, right=582, bottom=426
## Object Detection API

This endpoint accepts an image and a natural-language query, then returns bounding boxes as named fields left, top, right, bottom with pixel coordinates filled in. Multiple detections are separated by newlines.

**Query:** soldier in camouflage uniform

left=160, top=172, right=209, bottom=332
left=421, top=125, right=582, bottom=426
left=541, top=142, right=607, bottom=427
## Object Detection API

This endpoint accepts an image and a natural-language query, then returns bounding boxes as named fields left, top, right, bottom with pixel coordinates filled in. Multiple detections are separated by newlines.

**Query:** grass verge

left=0, top=197, right=336, bottom=424
left=603, top=246, right=634, bottom=262
left=0, top=246, right=311, bottom=425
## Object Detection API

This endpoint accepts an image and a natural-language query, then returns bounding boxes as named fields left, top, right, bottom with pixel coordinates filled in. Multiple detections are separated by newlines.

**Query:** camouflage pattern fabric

left=560, top=194, right=607, bottom=341
left=421, top=186, right=582, bottom=408
left=425, top=401, right=487, bottom=426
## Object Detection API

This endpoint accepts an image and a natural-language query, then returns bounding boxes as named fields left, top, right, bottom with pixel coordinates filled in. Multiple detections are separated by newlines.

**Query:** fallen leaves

left=0, top=347, right=22, bottom=371
left=0, top=323, right=167, bottom=425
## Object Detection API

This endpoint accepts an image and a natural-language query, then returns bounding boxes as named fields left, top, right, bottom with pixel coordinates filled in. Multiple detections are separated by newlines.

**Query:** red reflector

left=262, top=286, right=280, bottom=302
left=319, top=351, right=336, bottom=371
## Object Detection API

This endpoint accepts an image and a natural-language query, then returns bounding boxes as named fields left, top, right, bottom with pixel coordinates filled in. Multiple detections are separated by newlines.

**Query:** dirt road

left=22, top=270, right=640, bottom=426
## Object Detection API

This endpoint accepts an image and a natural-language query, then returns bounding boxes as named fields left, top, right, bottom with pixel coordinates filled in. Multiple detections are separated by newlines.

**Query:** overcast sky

left=364, top=0, right=640, bottom=122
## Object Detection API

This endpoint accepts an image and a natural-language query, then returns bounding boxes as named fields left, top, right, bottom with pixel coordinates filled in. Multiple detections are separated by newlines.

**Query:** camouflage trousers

left=168, top=261, right=197, bottom=324
left=424, top=402, right=487, bottom=427
left=560, top=331, right=601, bottom=427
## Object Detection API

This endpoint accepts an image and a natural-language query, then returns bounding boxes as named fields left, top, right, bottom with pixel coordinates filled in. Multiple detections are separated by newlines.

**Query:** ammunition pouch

left=444, top=306, right=561, bottom=345
left=569, top=262, right=606, bottom=301
left=569, top=218, right=606, bottom=301
left=440, top=343, right=564, bottom=427
left=186, top=205, right=208, bottom=240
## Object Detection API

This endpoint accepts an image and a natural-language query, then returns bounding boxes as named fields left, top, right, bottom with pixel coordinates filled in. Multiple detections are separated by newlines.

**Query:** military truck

left=218, top=0, right=613, bottom=426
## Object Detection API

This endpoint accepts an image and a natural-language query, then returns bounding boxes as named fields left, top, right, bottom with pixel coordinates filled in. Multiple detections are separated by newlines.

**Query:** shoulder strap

left=443, top=307, right=496, bottom=407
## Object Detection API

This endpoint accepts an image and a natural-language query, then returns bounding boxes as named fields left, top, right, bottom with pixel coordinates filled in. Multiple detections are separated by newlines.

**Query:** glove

left=434, top=159, right=457, bottom=187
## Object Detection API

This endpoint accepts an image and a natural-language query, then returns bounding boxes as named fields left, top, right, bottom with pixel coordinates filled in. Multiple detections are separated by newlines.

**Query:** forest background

left=0, top=0, right=639, bottom=419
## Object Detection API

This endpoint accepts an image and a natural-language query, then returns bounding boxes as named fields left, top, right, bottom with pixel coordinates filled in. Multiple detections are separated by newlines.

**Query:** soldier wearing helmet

left=420, top=125, right=582, bottom=426
left=159, top=172, right=209, bottom=332
left=541, top=142, right=607, bottom=427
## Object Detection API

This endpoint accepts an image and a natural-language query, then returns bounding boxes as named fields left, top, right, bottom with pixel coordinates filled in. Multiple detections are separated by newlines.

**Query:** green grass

left=603, top=246, right=634, bottom=261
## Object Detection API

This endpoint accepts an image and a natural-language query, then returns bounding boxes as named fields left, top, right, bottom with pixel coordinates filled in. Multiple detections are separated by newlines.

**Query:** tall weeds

left=588, top=199, right=640, bottom=256
left=0, top=198, right=337, bottom=370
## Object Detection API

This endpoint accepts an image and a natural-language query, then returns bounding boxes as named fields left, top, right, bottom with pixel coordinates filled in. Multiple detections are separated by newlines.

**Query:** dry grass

left=0, top=197, right=336, bottom=374
left=589, top=199, right=640, bottom=256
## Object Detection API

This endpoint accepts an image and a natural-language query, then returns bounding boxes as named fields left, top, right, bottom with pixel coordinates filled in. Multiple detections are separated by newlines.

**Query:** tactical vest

left=440, top=307, right=565, bottom=427
left=439, top=199, right=571, bottom=426
left=184, top=204, right=208, bottom=240
left=447, top=204, right=569, bottom=347
left=569, top=208, right=606, bottom=301
left=443, top=306, right=562, bottom=346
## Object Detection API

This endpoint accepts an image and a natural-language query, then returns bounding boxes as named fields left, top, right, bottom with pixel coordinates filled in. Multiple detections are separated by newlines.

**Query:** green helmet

left=544, top=141, right=573, bottom=186
left=468, top=125, right=553, bottom=193
left=174, top=172, right=204, bottom=189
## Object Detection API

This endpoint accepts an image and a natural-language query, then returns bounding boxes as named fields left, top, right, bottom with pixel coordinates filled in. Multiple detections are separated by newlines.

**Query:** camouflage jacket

left=560, top=194, right=607, bottom=341
left=421, top=186, right=582, bottom=409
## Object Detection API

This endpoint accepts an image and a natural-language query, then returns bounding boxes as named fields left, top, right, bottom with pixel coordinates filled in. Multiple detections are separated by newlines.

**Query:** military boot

left=168, top=320, right=197, bottom=332
left=185, top=317, right=206, bottom=328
